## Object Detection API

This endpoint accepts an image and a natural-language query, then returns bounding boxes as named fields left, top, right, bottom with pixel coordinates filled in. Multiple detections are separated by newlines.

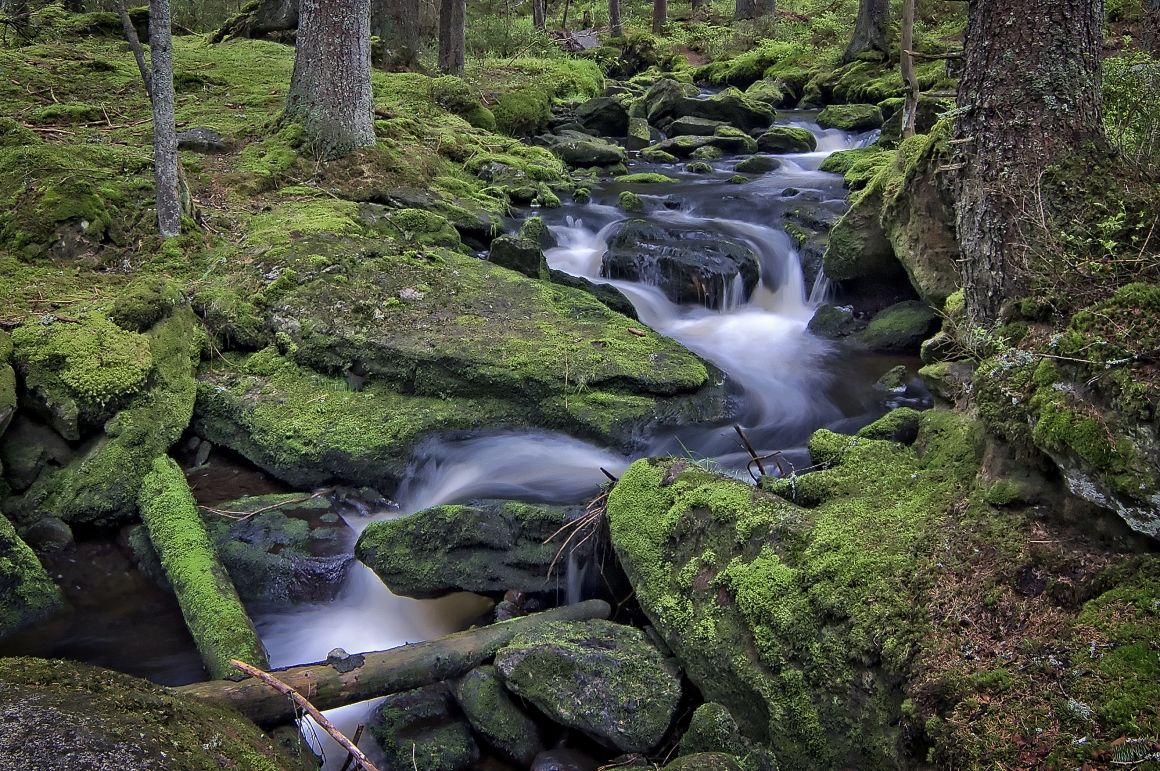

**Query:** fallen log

left=176, top=599, right=611, bottom=726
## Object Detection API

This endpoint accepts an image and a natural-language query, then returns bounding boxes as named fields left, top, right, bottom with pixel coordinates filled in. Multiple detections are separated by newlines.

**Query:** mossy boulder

left=670, top=89, right=777, bottom=134
left=575, top=95, right=630, bottom=136
left=626, top=116, right=652, bottom=150
left=680, top=703, right=777, bottom=770
left=383, top=208, right=462, bottom=249
left=453, top=666, right=545, bottom=766
left=855, top=300, right=940, bottom=352
left=356, top=500, right=578, bottom=598
left=665, top=754, right=746, bottom=771
left=857, top=407, right=922, bottom=444
left=817, top=104, right=884, bottom=132
left=735, top=156, right=781, bottom=174
left=0, top=657, right=302, bottom=770
left=0, top=515, right=64, bottom=639
left=494, top=88, right=552, bottom=137
left=495, top=619, right=682, bottom=753
left=756, top=127, right=817, bottom=154
left=8, top=308, right=199, bottom=526
left=488, top=234, right=549, bottom=279
left=368, top=682, right=478, bottom=771
left=744, top=78, right=788, bottom=109
left=643, top=78, right=701, bottom=126
left=519, top=216, right=557, bottom=250
left=618, top=190, right=645, bottom=212
left=606, top=411, right=984, bottom=768
left=807, top=304, right=861, bottom=339
left=643, top=130, right=757, bottom=159
left=668, top=116, right=728, bottom=137
left=0, top=361, right=15, bottom=439
left=822, top=188, right=903, bottom=285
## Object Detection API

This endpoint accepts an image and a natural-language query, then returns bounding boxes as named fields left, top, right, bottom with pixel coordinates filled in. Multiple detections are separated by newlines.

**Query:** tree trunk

left=955, top=0, right=1106, bottom=326
left=842, top=0, right=889, bottom=62
left=438, top=0, right=465, bottom=76
left=210, top=0, right=298, bottom=42
left=735, top=0, right=757, bottom=21
left=691, top=0, right=707, bottom=13
left=115, top=0, right=152, bottom=100
left=532, top=0, right=545, bottom=30
left=900, top=0, right=918, bottom=137
left=175, top=599, right=612, bottom=727
left=377, top=0, right=420, bottom=69
left=1144, top=0, right=1160, bottom=56
left=609, top=0, right=621, bottom=36
left=285, top=0, right=375, bottom=159
left=149, top=0, right=181, bottom=237
left=652, top=0, right=666, bottom=33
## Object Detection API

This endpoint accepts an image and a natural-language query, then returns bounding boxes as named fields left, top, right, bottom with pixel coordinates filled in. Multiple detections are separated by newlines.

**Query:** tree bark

left=376, top=0, right=420, bottom=69
left=900, top=0, right=918, bottom=137
left=735, top=0, right=757, bottom=21
left=438, top=0, right=465, bottom=75
left=609, top=0, right=621, bottom=36
left=175, top=599, right=612, bottom=727
left=1144, top=0, right=1160, bottom=56
left=955, top=0, right=1106, bottom=326
left=115, top=0, right=152, bottom=100
left=285, top=0, right=375, bottom=159
left=842, top=0, right=889, bottom=62
left=149, top=0, right=181, bottom=237
left=533, top=0, right=545, bottom=30
left=652, top=0, right=666, bottom=33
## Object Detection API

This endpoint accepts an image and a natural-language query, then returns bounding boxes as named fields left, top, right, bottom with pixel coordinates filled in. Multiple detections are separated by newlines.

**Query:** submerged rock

left=807, top=304, right=861, bottom=339
left=369, top=683, right=478, bottom=771
left=602, top=219, right=761, bottom=310
left=356, top=499, right=577, bottom=598
left=453, top=665, right=545, bottom=766
left=495, top=619, right=682, bottom=753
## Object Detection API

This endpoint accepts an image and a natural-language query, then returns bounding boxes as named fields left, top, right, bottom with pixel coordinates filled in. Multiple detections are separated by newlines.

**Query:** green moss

left=0, top=117, right=39, bottom=148
left=616, top=172, right=678, bottom=184
left=110, top=276, right=185, bottom=332
left=857, top=407, right=922, bottom=443
left=493, top=88, right=552, bottom=137
left=31, top=103, right=105, bottom=125
left=819, top=148, right=893, bottom=190
left=686, top=161, right=714, bottom=174
left=0, top=514, right=64, bottom=639
left=618, top=191, right=645, bottom=212
left=138, top=455, right=268, bottom=679
left=817, top=104, right=884, bottom=132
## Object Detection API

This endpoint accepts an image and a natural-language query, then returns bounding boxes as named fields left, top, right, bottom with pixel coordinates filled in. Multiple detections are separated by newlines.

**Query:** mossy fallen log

left=139, top=455, right=269, bottom=679
left=176, top=599, right=611, bottom=727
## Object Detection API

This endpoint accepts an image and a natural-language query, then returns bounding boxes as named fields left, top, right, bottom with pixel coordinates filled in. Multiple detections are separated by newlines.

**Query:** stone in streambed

left=575, top=96, right=630, bottom=136
left=756, top=126, right=817, bottom=153
left=735, top=156, right=781, bottom=174
left=495, top=619, right=682, bottom=753
left=817, top=103, right=884, bottom=131
left=548, top=269, right=638, bottom=320
left=0, top=514, right=64, bottom=638
left=453, top=665, right=544, bottom=766
left=679, top=703, right=776, bottom=770
left=369, top=683, right=478, bottom=771
left=855, top=300, right=940, bottom=352
left=667, top=116, right=727, bottom=137
left=489, top=234, right=549, bottom=279
left=626, top=116, right=653, bottom=150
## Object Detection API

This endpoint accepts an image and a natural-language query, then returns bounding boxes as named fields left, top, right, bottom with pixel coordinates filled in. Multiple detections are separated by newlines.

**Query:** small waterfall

left=809, top=271, right=835, bottom=306
left=721, top=273, right=746, bottom=311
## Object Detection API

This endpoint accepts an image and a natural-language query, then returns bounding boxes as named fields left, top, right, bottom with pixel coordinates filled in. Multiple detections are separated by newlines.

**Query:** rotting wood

left=176, top=599, right=611, bottom=726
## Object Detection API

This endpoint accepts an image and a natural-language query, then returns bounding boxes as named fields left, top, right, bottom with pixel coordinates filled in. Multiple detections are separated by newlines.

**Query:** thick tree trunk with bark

left=376, top=0, right=420, bottom=69
left=735, top=0, right=757, bottom=21
left=954, top=0, right=1106, bottom=326
left=150, top=0, right=180, bottom=237
left=532, top=0, right=545, bottom=30
left=1145, top=0, right=1160, bottom=56
left=842, top=0, right=889, bottom=62
left=438, top=0, right=465, bottom=75
left=176, top=600, right=612, bottom=727
left=652, top=0, right=666, bottom=33
left=609, top=0, right=622, bottom=36
left=285, top=0, right=375, bottom=159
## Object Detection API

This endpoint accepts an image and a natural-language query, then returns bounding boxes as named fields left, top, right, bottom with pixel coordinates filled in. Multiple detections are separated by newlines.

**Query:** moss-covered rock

left=616, top=172, right=678, bottom=184
left=495, top=619, right=682, bottom=753
left=488, top=234, right=548, bottom=279
left=668, top=116, right=728, bottom=137
left=626, top=116, right=652, bottom=150
left=855, top=300, right=940, bottom=352
left=494, top=88, right=552, bottom=137
left=756, top=126, right=817, bottom=154
left=744, top=78, right=788, bottom=109
left=857, top=407, right=922, bottom=444
left=453, top=665, right=544, bottom=766
left=0, top=657, right=301, bottom=770
left=575, top=95, right=630, bottom=136
left=817, top=104, right=884, bottom=132
left=138, top=456, right=268, bottom=680
left=368, top=682, right=478, bottom=771
left=356, top=500, right=577, bottom=598
left=0, top=515, right=64, bottom=640
left=618, top=190, right=645, bottom=212
left=665, top=753, right=746, bottom=771
left=735, top=156, right=780, bottom=174
left=607, top=411, right=984, bottom=768
left=806, top=304, right=861, bottom=339
left=680, top=703, right=777, bottom=770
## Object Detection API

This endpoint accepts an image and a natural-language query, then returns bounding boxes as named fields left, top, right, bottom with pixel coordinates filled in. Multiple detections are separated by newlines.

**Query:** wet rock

left=626, top=116, right=652, bottom=150
left=643, top=78, right=700, bottom=126
left=495, top=619, right=682, bottom=753
left=641, top=147, right=680, bottom=163
left=855, top=300, right=940, bottom=352
left=546, top=136, right=627, bottom=168
left=919, top=360, right=977, bottom=404
left=520, top=215, right=558, bottom=250
left=453, top=665, right=545, bottom=766
left=0, top=362, right=14, bottom=438
left=0, top=658, right=306, bottom=771
left=667, top=116, right=727, bottom=136
left=0, top=516, right=64, bottom=638
left=356, top=499, right=578, bottom=598
left=680, top=703, right=777, bottom=770
left=874, top=364, right=910, bottom=392
left=575, top=96, right=629, bottom=136
left=664, top=754, right=746, bottom=771
left=176, top=127, right=231, bottom=154
left=756, top=126, right=817, bottom=153
left=618, top=191, right=645, bottom=213
left=807, top=304, right=861, bottom=339
left=548, top=270, right=638, bottom=320
left=643, top=128, right=757, bottom=159
left=735, top=155, right=780, bottom=174
left=744, top=78, right=788, bottom=108
left=489, top=234, right=549, bottom=279
left=817, top=103, right=884, bottom=131
left=686, top=161, right=714, bottom=174
left=368, top=683, right=478, bottom=771
left=670, top=88, right=777, bottom=133
left=0, top=416, right=74, bottom=493
left=21, top=516, right=74, bottom=553
left=602, top=219, right=760, bottom=310
left=532, top=748, right=601, bottom=771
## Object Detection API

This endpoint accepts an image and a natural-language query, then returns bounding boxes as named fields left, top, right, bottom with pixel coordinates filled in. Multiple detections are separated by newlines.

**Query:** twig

left=197, top=489, right=332, bottom=521
left=337, top=724, right=366, bottom=771
left=733, top=424, right=766, bottom=477
left=600, top=467, right=619, bottom=482
left=229, top=659, right=381, bottom=771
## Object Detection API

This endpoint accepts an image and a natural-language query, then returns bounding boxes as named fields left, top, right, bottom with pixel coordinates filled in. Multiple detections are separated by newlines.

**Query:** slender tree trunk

left=377, top=0, right=420, bottom=69
left=691, top=0, right=707, bottom=13
left=842, top=0, right=889, bottom=62
left=532, top=0, right=545, bottom=29
left=115, top=0, right=152, bottom=100
left=735, top=0, right=757, bottom=21
left=609, top=0, right=621, bottom=36
left=438, top=0, right=465, bottom=76
left=149, top=0, right=180, bottom=237
left=285, top=0, right=375, bottom=159
left=1144, top=0, right=1160, bottom=56
left=652, top=0, right=666, bottom=33
left=900, top=0, right=918, bottom=137
left=954, top=0, right=1106, bottom=326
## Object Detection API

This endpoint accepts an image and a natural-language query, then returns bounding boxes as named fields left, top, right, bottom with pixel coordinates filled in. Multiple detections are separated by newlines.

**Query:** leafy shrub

left=1104, top=53, right=1160, bottom=175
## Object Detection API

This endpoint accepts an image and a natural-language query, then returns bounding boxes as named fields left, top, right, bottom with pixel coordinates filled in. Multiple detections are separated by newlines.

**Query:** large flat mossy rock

left=605, top=411, right=983, bottom=769
left=0, top=657, right=305, bottom=771
left=356, top=500, right=576, bottom=598
left=495, top=619, right=682, bottom=753
left=0, top=515, right=64, bottom=639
